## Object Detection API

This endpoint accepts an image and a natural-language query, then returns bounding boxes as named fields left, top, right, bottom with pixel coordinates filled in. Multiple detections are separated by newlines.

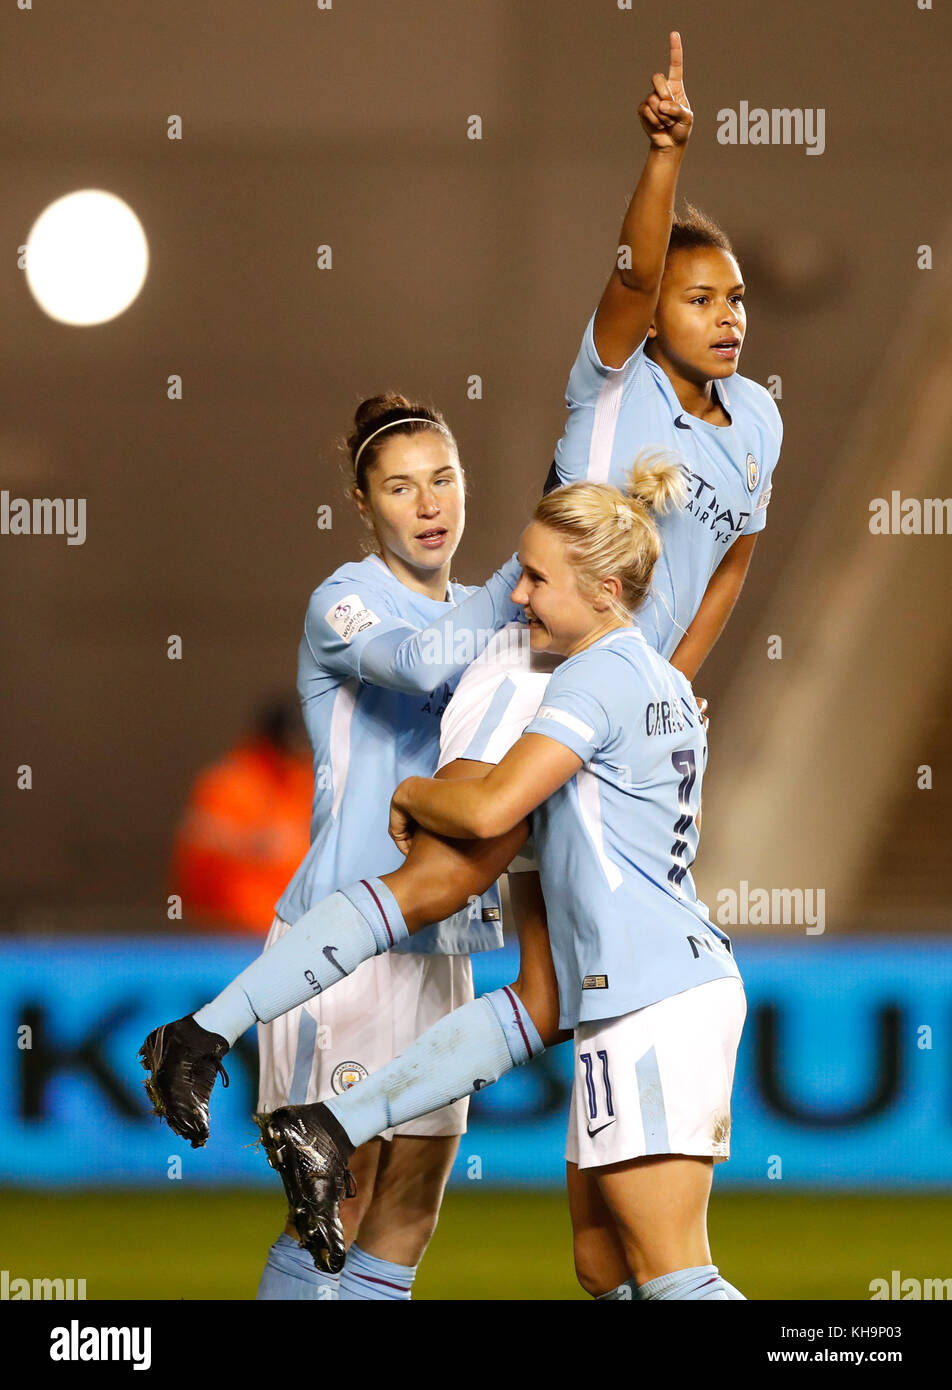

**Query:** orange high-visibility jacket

left=170, top=739, right=313, bottom=933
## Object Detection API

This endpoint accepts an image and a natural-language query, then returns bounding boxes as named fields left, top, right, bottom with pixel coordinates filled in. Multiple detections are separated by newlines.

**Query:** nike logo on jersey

left=587, top=1121, right=614, bottom=1137
left=322, top=945, right=349, bottom=980
left=674, top=414, right=692, bottom=430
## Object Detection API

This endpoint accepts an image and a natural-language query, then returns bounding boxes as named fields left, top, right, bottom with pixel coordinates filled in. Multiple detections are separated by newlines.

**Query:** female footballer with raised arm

left=547, top=30, right=779, bottom=671
left=388, top=25, right=782, bottom=1136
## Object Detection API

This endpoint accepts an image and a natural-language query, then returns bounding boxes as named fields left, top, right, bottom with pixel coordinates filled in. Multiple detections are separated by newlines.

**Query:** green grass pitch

left=2, top=1188, right=949, bottom=1300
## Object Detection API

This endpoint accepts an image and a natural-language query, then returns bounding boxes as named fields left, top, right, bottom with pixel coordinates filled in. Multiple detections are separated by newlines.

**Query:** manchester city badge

left=331, top=1060, right=369, bottom=1093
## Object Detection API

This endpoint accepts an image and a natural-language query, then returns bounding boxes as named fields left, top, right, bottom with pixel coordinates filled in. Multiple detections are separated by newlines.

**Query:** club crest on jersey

left=745, top=453, right=759, bottom=492
left=331, top=1061, right=369, bottom=1093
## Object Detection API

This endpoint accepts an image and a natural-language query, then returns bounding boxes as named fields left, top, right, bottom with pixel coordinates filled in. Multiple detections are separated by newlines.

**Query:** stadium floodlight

left=24, top=189, right=149, bottom=326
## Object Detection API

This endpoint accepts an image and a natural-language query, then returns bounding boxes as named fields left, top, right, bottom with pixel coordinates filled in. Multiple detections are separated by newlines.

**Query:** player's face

left=512, top=522, right=618, bottom=657
left=356, top=433, right=465, bottom=575
left=648, top=246, right=746, bottom=383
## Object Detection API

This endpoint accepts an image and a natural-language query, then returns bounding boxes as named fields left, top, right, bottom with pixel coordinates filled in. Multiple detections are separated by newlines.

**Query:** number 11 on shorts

left=580, top=1049, right=615, bottom=1136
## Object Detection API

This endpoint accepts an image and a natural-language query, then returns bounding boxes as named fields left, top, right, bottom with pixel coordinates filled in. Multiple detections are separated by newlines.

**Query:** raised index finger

left=668, top=30, right=684, bottom=85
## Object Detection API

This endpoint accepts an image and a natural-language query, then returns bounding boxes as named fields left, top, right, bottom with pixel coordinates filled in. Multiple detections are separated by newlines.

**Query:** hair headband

left=353, top=416, right=450, bottom=471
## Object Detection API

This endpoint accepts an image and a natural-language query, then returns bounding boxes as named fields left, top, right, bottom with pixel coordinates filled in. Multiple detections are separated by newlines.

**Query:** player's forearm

left=616, top=146, right=686, bottom=293
left=397, top=775, right=494, bottom=841
left=669, top=572, right=746, bottom=679
left=669, top=584, right=740, bottom=680
left=669, top=610, right=727, bottom=682
left=670, top=535, right=758, bottom=680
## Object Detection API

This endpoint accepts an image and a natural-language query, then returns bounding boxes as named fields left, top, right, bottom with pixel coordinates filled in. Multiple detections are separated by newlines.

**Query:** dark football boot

left=138, top=1015, right=230, bottom=1148
left=255, top=1102, right=357, bottom=1273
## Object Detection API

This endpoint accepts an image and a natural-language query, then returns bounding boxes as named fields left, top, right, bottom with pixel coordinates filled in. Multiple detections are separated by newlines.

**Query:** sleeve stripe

left=534, top=704, right=595, bottom=743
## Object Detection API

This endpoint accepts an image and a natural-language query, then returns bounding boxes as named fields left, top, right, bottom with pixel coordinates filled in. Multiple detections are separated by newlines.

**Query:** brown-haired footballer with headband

left=141, top=390, right=536, bottom=1299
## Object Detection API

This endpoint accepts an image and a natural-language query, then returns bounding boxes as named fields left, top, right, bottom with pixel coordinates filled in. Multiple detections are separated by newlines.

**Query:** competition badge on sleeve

left=325, top=594, right=381, bottom=642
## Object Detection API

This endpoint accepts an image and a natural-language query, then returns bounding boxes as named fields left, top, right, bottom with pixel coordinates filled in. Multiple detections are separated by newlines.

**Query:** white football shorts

left=438, top=621, right=558, bottom=871
left=565, top=976, right=747, bottom=1169
left=257, top=914, right=474, bottom=1140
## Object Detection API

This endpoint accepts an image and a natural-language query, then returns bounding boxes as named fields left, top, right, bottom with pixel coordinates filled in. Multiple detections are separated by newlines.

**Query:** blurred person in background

left=169, top=695, right=313, bottom=933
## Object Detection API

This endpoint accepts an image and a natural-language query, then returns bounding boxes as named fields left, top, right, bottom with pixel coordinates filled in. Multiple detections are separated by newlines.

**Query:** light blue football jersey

left=521, top=626, right=741, bottom=1027
left=277, top=551, right=523, bottom=954
left=551, top=313, right=783, bottom=656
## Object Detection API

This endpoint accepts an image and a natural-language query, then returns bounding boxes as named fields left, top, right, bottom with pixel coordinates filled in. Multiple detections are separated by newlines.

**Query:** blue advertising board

left=0, top=937, right=949, bottom=1189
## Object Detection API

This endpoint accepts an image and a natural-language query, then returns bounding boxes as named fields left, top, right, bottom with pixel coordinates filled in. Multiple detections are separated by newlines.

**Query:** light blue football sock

left=637, top=1264, right=746, bottom=1300
left=194, top=878, right=408, bottom=1044
left=339, top=1243, right=416, bottom=1301
left=325, top=986, right=544, bottom=1146
left=255, top=1232, right=341, bottom=1301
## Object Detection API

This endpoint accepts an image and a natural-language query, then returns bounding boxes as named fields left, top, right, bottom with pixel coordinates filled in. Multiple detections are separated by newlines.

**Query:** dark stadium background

left=1, top=0, right=950, bottom=1301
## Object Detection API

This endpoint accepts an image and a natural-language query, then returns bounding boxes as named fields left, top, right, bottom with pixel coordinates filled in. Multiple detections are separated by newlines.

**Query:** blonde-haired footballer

left=259, top=464, right=748, bottom=1298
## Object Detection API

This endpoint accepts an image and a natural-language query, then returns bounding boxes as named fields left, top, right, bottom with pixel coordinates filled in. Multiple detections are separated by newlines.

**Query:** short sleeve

left=742, top=396, right=782, bottom=536
left=553, top=313, right=651, bottom=487
left=523, top=667, right=613, bottom=763
left=565, top=312, right=649, bottom=408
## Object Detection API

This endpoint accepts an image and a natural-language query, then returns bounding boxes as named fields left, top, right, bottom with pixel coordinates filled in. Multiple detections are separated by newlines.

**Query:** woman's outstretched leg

left=251, top=859, right=573, bottom=1272
left=138, top=759, right=528, bottom=1146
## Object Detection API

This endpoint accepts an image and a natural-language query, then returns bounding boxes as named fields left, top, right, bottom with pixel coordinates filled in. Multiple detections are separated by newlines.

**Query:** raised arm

left=593, top=31, right=693, bottom=369
left=306, top=552, right=523, bottom=695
